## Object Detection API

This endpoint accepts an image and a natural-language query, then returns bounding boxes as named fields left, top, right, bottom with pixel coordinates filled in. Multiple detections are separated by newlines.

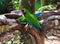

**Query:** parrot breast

left=25, top=12, right=41, bottom=32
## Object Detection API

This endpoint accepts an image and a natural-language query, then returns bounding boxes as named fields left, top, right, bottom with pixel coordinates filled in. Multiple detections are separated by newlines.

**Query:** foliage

left=35, top=0, right=53, bottom=11
left=0, top=0, right=7, bottom=13
left=35, top=0, right=41, bottom=11
left=38, top=5, right=56, bottom=12
left=3, top=30, right=32, bottom=44
left=44, top=0, right=60, bottom=5
left=44, top=0, right=52, bottom=5
left=12, top=0, right=20, bottom=10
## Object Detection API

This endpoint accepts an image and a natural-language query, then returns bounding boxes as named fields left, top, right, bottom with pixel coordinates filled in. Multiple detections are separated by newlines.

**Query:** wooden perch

left=4, top=13, right=21, bottom=19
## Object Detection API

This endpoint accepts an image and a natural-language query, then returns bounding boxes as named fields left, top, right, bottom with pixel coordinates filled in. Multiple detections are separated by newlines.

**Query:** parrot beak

left=16, top=20, right=20, bottom=23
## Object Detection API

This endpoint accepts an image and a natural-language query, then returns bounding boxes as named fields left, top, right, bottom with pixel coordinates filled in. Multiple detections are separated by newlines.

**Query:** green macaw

left=17, top=8, right=41, bottom=32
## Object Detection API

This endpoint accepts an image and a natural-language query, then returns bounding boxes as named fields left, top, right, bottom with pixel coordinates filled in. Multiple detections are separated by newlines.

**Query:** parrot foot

left=39, top=20, right=44, bottom=24
left=25, top=24, right=29, bottom=31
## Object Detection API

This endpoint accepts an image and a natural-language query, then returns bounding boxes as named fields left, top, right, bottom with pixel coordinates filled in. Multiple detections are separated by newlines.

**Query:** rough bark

left=3, top=14, right=45, bottom=44
left=41, top=0, right=45, bottom=12
left=21, top=0, right=35, bottom=14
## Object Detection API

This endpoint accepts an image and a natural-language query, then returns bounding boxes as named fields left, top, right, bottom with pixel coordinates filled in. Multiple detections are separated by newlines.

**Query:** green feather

left=17, top=8, right=41, bottom=32
left=23, top=8, right=41, bottom=31
left=17, top=15, right=26, bottom=22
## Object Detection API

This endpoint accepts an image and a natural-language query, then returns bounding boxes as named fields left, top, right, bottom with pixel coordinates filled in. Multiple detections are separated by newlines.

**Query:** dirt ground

left=45, top=36, right=60, bottom=44
left=45, top=30, right=60, bottom=44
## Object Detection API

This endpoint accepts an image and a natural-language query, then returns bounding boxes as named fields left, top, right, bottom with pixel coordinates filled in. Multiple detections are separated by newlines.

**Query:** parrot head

left=21, top=8, right=28, bottom=14
left=21, top=10, right=26, bottom=14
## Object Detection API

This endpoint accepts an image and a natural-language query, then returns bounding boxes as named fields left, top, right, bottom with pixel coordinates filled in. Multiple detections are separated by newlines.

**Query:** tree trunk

left=41, top=0, right=45, bottom=12
left=21, top=0, right=35, bottom=14
left=27, top=27, right=44, bottom=44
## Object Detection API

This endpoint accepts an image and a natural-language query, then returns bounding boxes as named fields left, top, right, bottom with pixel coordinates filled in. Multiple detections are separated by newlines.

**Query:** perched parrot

left=17, top=8, right=41, bottom=32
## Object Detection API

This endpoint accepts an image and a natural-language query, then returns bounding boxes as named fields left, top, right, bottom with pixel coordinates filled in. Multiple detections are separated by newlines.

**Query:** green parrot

left=17, top=8, right=41, bottom=32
